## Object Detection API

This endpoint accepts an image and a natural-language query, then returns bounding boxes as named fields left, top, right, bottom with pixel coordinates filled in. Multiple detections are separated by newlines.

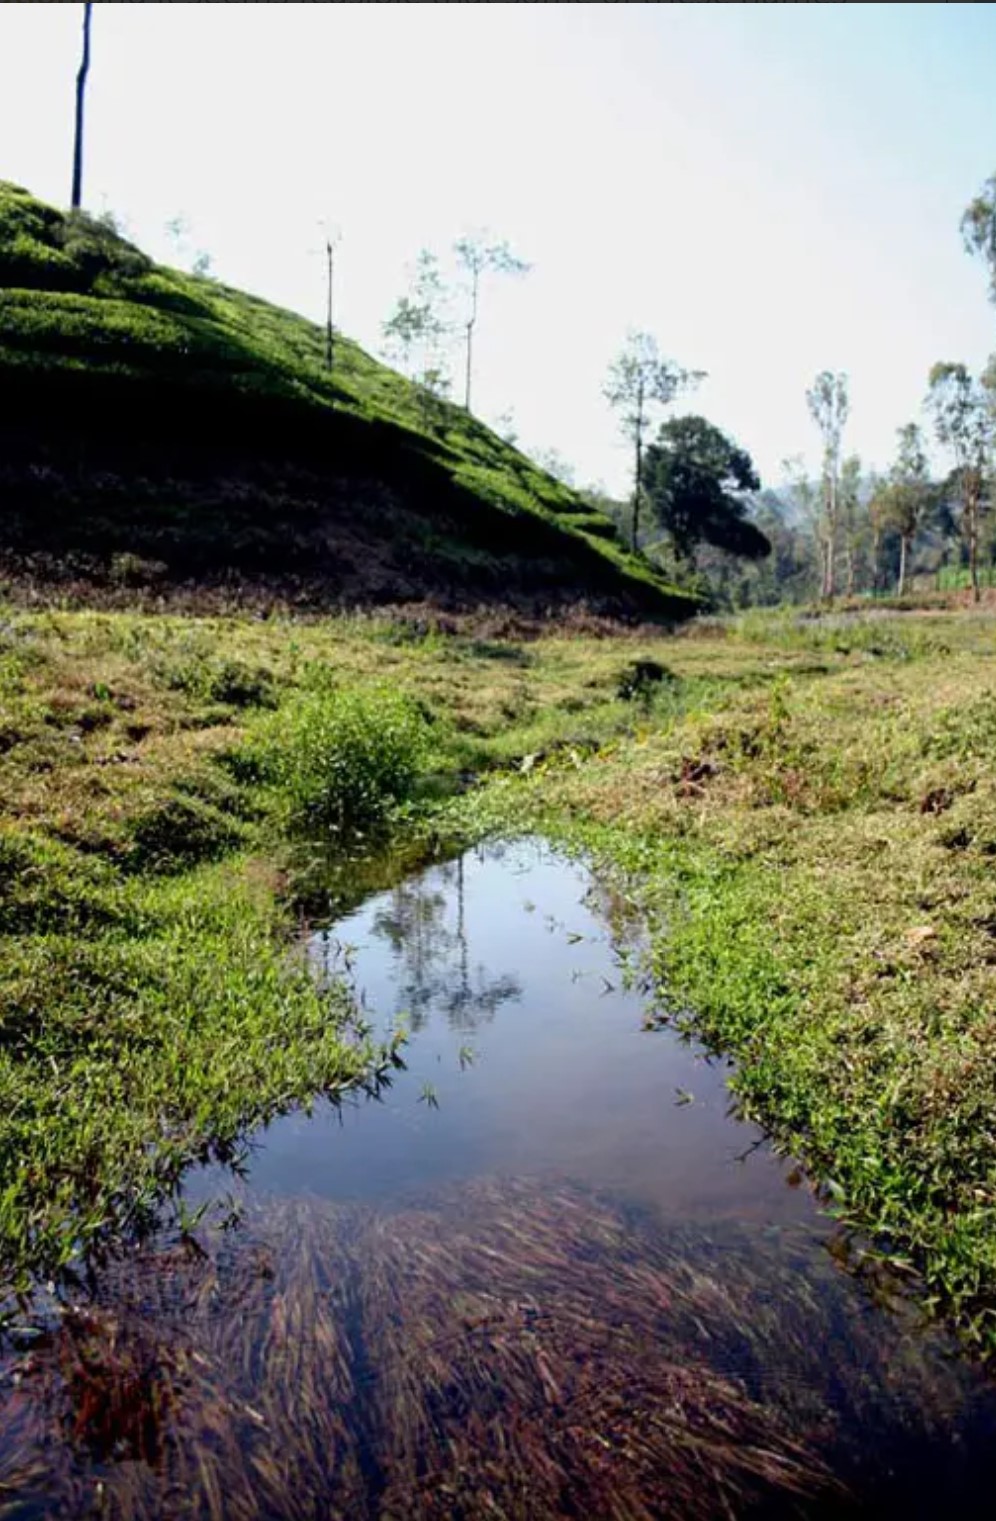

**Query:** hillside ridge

left=0, top=183, right=696, bottom=620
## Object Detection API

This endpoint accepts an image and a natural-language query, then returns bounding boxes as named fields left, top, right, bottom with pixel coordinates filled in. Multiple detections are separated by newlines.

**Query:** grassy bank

left=473, top=606, right=996, bottom=1350
left=5, top=598, right=996, bottom=1354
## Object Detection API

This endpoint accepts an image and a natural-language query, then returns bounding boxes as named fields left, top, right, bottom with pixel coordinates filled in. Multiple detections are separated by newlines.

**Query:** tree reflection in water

left=362, top=853, right=521, bottom=1033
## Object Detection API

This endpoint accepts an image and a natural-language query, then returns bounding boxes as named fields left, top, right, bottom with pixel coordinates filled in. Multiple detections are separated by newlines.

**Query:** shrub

left=243, top=685, right=430, bottom=835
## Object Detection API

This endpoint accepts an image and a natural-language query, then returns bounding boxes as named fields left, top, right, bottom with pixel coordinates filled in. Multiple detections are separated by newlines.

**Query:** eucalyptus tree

left=892, top=424, right=931, bottom=597
left=962, top=173, right=996, bottom=302
left=322, top=224, right=341, bottom=377
left=927, top=363, right=993, bottom=602
left=604, top=332, right=702, bottom=552
left=806, top=370, right=849, bottom=601
left=872, top=425, right=931, bottom=596
left=383, top=251, right=450, bottom=388
left=838, top=454, right=864, bottom=596
left=453, top=234, right=529, bottom=412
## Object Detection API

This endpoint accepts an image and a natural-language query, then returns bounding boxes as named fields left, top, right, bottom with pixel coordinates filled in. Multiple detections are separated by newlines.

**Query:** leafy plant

left=243, top=685, right=430, bottom=835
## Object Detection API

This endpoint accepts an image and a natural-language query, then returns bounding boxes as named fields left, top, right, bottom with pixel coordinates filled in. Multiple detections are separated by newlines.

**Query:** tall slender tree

left=927, top=363, right=993, bottom=603
left=322, top=225, right=341, bottom=379
left=604, top=333, right=702, bottom=552
left=893, top=424, right=930, bottom=598
left=871, top=425, right=931, bottom=596
left=71, top=3, right=93, bottom=210
left=383, top=250, right=453, bottom=431
left=383, top=250, right=449, bottom=386
left=839, top=454, right=864, bottom=597
left=806, top=370, right=849, bottom=600
left=454, top=234, right=529, bottom=412
left=961, top=172, right=996, bottom=302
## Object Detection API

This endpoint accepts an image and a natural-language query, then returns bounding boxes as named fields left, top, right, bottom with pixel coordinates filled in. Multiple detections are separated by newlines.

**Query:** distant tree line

left=579, top=172, right=996, bottom=609
left=64, top=0, right=996, bottom=604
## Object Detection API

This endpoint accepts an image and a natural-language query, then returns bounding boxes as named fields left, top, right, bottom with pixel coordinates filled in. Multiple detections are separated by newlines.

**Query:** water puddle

left=2, top=838, right=996, bottom=1517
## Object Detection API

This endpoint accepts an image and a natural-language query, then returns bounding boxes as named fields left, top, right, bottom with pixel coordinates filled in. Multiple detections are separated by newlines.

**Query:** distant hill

left=0, top=184, right=696, bottom=620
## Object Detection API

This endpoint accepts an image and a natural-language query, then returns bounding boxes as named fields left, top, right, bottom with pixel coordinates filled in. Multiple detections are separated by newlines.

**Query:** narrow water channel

left=2, top=838, right=996, bottom=1518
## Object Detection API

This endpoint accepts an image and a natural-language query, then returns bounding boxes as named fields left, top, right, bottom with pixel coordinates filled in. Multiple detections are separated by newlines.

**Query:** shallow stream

left=2, top=838, right=996, bottom=1518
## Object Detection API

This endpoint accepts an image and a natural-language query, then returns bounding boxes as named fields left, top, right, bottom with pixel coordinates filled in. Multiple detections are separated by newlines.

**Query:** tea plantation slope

left=0, top=184, right=695, bottom=619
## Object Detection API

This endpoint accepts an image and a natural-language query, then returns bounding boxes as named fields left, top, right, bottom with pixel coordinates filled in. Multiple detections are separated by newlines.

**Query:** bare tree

left=71, top=3, right=93, bottom=210
left=454, top=233, right=529, bottom=412
left=806, top=371, right=849, bottom=600
left=604, top=332, right=702, bottom=552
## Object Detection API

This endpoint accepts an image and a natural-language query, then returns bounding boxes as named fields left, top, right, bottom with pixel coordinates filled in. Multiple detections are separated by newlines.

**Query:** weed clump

left=240, top=685, right=430, bottom=836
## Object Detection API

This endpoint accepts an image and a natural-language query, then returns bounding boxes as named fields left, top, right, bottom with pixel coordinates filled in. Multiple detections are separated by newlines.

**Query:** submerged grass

left=6, top=1173, right=981, bottom=1519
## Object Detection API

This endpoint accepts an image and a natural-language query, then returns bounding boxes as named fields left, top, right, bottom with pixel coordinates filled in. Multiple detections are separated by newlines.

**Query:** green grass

left=4, top=568, right=996, bottom=1365
left=453, top=605, right=996, bottom=1353
left=0, top=856, right=390, bottom=1291
left=0, top=182, right=695, bottom=620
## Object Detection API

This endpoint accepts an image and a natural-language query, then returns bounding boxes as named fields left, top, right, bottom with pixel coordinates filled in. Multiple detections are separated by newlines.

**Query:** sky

left=1, top=1, right=995, bottom=494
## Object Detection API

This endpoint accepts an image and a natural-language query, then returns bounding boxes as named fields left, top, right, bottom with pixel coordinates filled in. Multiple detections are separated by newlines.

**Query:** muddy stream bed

left=2, top=838, right=996, bottom=1518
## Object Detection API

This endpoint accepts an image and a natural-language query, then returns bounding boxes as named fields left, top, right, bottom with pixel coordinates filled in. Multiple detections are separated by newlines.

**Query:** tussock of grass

left=236, top=683, right=430, bottom=834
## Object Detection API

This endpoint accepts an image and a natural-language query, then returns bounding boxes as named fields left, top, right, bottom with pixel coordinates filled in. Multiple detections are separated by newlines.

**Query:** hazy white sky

left=2, top=2, right=995, bottom=491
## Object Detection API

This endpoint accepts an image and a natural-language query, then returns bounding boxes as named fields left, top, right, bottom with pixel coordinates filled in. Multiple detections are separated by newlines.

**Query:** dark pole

left=71, top=3, right=93, bottom=210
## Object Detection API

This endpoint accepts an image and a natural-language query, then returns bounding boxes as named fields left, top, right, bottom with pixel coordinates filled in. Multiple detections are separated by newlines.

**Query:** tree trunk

left=631, top=378, right=644, bottom=554
left=325, top=241, right=334, bottom=377
left=71, top=3, right=92, bottom=210
left=845, top=542, right=855, bottom=598
left=632, top=431, right=642, bottom=553
left=819, top=536, right=832, bottom=601
left=825, top=480, right=837, bottom=601
left=969, top=488, right=981, bottom=603
left=897, top=533, right=908, bottom=598
left=463, top=321, right=474, bottom=412
left=463, top=267, right=479, bottom=411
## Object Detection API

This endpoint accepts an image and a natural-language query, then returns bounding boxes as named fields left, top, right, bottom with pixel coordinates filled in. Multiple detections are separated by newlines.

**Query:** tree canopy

left=962, top=173, right=996, bottom=303
left=641, top=415, right=769, bottom=562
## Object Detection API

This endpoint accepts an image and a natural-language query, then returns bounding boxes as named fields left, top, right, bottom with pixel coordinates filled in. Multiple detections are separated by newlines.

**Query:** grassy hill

left=0, top=183, right=695, bottom=620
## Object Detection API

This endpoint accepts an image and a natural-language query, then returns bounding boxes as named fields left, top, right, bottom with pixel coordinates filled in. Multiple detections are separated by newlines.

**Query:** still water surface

left=3, top=838, right=996, bottom=1518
